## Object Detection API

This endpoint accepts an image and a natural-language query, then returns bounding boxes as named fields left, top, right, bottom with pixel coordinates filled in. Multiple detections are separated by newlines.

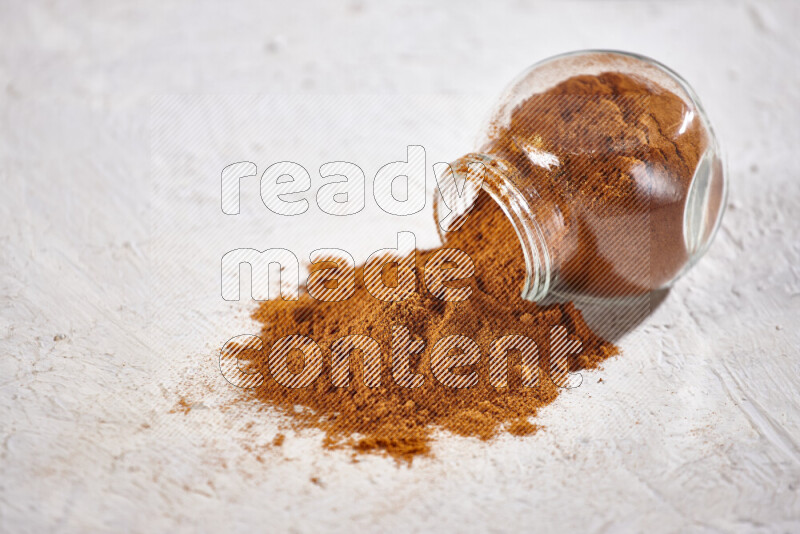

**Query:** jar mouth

left=434, top=153, right=552, bottom=302
left=480, top=171, right=552, bottom=302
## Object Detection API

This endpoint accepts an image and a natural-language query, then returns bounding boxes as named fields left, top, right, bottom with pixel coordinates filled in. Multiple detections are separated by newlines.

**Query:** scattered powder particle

left=172, top=397, right=193, bottom=415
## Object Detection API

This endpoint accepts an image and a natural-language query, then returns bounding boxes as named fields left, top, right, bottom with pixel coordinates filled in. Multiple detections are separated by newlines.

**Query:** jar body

left=435, top=51, right=726, bottom=302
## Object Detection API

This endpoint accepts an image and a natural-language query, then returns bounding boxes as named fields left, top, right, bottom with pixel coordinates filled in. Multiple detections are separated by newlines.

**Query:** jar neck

left=435, top=153, right=554, bottom=302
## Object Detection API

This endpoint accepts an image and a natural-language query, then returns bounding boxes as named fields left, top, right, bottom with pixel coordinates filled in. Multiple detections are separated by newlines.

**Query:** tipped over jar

left=434, top=50, right=727, bottom=303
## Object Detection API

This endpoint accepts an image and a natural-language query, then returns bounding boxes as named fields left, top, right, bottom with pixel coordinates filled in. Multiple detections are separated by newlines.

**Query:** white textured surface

left=2, top=1, right=800, bottom=532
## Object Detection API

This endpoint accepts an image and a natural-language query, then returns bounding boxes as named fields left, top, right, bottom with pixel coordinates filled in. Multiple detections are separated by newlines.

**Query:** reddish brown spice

left=238, top=195, right=616, bottom=463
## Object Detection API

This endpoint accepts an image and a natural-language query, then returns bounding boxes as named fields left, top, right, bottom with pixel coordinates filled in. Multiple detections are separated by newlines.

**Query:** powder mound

left=242, top=196, right=617, bottom=463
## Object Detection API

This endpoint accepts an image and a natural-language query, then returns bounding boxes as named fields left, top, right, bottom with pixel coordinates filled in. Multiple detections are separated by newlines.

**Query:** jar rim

left=434, top=153, right=553, bottom=302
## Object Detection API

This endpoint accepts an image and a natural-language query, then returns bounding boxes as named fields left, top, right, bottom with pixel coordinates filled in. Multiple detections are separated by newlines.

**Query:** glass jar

left=434, top=50, right=727, bottom=303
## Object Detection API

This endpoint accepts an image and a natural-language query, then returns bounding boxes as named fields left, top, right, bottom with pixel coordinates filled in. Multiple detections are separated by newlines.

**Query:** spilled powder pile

left=240, top=194, right=618, bottom=462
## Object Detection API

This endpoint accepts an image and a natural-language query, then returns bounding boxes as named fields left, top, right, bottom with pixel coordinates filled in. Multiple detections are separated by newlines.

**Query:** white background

left=2, top=1, right=799, bottom=532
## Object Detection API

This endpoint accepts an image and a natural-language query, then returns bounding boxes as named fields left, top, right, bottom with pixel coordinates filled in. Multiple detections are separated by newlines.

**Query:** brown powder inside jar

left=481, top=71, right=718, bottom=297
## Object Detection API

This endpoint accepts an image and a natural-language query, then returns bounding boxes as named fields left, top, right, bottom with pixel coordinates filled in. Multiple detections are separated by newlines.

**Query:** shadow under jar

left=434, top=50, right=727, bottom=303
